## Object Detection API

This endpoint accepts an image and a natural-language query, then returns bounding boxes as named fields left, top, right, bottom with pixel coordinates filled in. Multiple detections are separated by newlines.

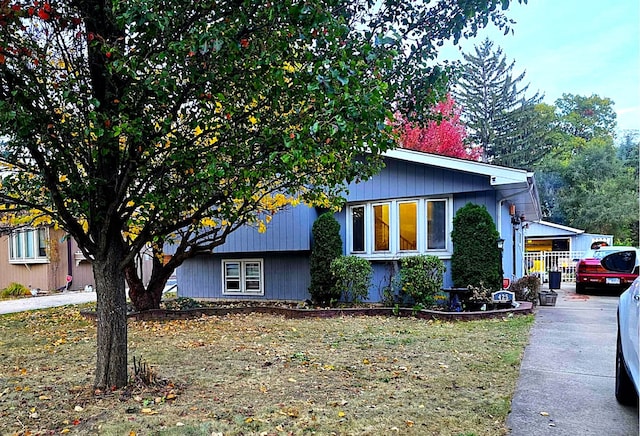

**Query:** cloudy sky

left=438, top=0, right=639, bottom=135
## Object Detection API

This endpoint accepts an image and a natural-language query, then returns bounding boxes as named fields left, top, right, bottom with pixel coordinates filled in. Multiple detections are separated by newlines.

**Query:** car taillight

left=578, top=263, right=606, bottom=274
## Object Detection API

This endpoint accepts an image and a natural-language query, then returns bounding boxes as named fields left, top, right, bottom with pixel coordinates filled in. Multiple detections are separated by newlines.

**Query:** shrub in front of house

left=309, top=212, right=343, bottom=305
left=509, top=275, right=541, bottom=306
left=330, top=255, right=372, bottom=305
left=0, top=282, right=31, bottom=299
left=397, top=255, right=445, bottom=307
left=451, top=203, right=502, bottom=291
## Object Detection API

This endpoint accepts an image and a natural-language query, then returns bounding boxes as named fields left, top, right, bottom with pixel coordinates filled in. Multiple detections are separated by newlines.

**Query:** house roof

left=382, top=149, right=542, bottom=221
left=530, top=220, right=585, bottom=235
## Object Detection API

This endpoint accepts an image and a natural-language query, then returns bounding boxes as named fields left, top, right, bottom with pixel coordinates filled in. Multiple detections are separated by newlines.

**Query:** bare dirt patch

left=0, top=305, right=533, bottom=435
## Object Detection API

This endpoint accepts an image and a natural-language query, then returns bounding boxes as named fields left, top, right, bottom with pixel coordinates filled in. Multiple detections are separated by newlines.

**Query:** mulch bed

left=81, top=299, right=534, bottom=322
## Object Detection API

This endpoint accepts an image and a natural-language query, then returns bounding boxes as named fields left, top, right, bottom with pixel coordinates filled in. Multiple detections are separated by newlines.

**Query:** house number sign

left=491, top=290, right=514, bottom=303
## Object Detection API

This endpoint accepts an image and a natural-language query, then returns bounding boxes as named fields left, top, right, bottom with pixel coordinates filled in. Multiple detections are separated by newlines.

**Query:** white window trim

left=8, top=228, right=49, bottom=264
left=397, top=200, right=419, bottom=253
left=347, top=197, right=453, bottom=260
left=350, top=205, right=366, bottom=254
left=372, top=201, right=391, bottom=253
left=425, top=198, right=449, bottom=253
left=221, top=259, right=264, bottom=296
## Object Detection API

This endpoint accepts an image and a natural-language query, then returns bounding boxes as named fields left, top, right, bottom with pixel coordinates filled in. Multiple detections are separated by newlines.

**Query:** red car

left=576, top=246, right=639, bottom=293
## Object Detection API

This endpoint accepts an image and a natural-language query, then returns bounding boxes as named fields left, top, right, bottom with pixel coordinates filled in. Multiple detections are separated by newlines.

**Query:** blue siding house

left=175, top=149, right=542, bottom=302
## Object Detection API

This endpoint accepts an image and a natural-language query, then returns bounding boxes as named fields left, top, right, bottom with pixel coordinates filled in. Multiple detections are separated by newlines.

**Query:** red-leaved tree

left=397, top=94, right=482, bottom=160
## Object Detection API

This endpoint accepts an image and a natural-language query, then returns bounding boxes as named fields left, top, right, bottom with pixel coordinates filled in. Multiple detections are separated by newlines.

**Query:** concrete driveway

left=507, top=283, right=639, bottom=435
left=0, top=290, right=96, bottom=315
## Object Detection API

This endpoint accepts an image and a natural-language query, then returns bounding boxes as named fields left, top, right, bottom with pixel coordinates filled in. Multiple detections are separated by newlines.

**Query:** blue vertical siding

left=165, top=205, right=318, bottom=256
left=173, top=153, right=535, bottom=302
left=177, top=251, right=311, bottom=301
left=345, top=158, right=489, bottom=202
left=366, top=261, right=453, bottom=303
left=454, top=191, right=497, bottom=221
left=214, top=206, right=317, bottom=253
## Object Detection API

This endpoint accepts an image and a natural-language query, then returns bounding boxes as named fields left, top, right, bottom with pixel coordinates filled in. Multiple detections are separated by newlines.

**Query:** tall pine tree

left=454, top=38, right=544, bottom=168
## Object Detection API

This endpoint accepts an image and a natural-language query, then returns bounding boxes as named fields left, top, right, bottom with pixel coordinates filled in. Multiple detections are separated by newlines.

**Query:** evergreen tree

left=454, top=38, right=543, bottom=167
left=309, top=213, right=343, bottom=306
left=450, top=203, right=502, bottom=292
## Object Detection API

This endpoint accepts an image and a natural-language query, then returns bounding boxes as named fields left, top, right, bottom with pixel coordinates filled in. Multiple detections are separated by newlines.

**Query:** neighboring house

left=523, top=220, right=613, bottom=283
left=174, top=148, right=542, bottom=302
left=0, top=226, right=95, bottom=292
left=525, top=220, right=612, bottom=254
left=0, top=226, right=154, bottom=293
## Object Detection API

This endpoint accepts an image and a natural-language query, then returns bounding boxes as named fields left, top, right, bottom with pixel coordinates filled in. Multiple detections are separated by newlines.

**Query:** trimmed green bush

left=330, top=255, right=372, bottom=304
left=309, top=212, right=343, bottom=305
left=509, top=275, right=541, bottom=306
left=1, top=282, right=31, bottom=299
left=397, top=255, right=445, bottom=306
left=451, top=203, right=502, bottom=292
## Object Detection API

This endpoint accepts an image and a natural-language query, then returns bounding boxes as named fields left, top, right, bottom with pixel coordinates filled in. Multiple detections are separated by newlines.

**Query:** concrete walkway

left=0, top=290, right=96, bottom=315
left=507, top=283, right=639, bottom=435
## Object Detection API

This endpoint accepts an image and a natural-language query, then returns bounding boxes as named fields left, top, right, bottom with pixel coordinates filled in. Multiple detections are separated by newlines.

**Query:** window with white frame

left=222, top=259, right=264, bottom=295
left=9, top=227, right=49, bottom=263
left=348, top=198, right=450, bottom=256
left=427, top=200, right=446, bottom=250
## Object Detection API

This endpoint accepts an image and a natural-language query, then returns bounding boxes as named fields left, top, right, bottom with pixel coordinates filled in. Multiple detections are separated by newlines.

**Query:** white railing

left=524, top=251, right=586, bottom=283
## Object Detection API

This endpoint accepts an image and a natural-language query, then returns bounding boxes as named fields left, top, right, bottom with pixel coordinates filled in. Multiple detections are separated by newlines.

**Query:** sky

left=437, top=0, right=639, bottom=136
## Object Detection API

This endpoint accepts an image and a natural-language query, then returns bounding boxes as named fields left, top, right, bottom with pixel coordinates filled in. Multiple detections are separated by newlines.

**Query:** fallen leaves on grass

left=0, top=306, right=533, bottom=435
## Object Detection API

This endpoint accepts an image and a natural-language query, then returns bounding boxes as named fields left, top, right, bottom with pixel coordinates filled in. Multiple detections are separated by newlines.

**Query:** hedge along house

left=173, top=148, right=542, bottom=302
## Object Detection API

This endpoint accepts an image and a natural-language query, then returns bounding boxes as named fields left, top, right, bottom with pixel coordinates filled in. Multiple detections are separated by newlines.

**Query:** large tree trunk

left=92, top=242, right=128, bottom=390
left=125, top=255, right=172, bottom=312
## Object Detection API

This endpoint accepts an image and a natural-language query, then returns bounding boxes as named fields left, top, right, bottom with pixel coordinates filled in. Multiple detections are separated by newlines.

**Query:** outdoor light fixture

left=511, top=213, right=526, bottom=229
left=497, top=239, right=505, bottom=250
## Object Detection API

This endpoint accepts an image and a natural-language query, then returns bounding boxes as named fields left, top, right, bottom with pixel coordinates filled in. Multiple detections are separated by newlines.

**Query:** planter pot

left=539, top=290, right=558, bottom=306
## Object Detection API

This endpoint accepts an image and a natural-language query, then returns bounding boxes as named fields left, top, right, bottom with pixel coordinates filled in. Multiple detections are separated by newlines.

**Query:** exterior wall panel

left=0, top=229, right=64, bottom=291
left=199, top=206, right=318, bottom=254
left=178, top=252, right=311, bottom=301
left=345, top=159, right=489, bottom=203
left=174, top=153, right=541, bottom=302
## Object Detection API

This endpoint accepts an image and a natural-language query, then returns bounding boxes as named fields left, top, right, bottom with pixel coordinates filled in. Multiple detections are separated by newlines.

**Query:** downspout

left=497, top=200, right=504, bottom=235
left=498, top=199, right=505, bottom=278
left=513, top=224, right=517, bottom=277
left=67, top=237, right=73, bottom=290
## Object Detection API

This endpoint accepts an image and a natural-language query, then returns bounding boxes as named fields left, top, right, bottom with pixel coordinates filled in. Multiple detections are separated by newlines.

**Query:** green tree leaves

left=0, top=0, right=525, bottom=387
left=535, top=94, right=638, bottom=244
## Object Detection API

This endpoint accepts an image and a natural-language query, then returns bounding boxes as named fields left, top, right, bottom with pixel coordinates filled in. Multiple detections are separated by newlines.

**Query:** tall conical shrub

left=309, top=212, right=343, bottom=305
left=451, top=203, right=502, bottom=291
